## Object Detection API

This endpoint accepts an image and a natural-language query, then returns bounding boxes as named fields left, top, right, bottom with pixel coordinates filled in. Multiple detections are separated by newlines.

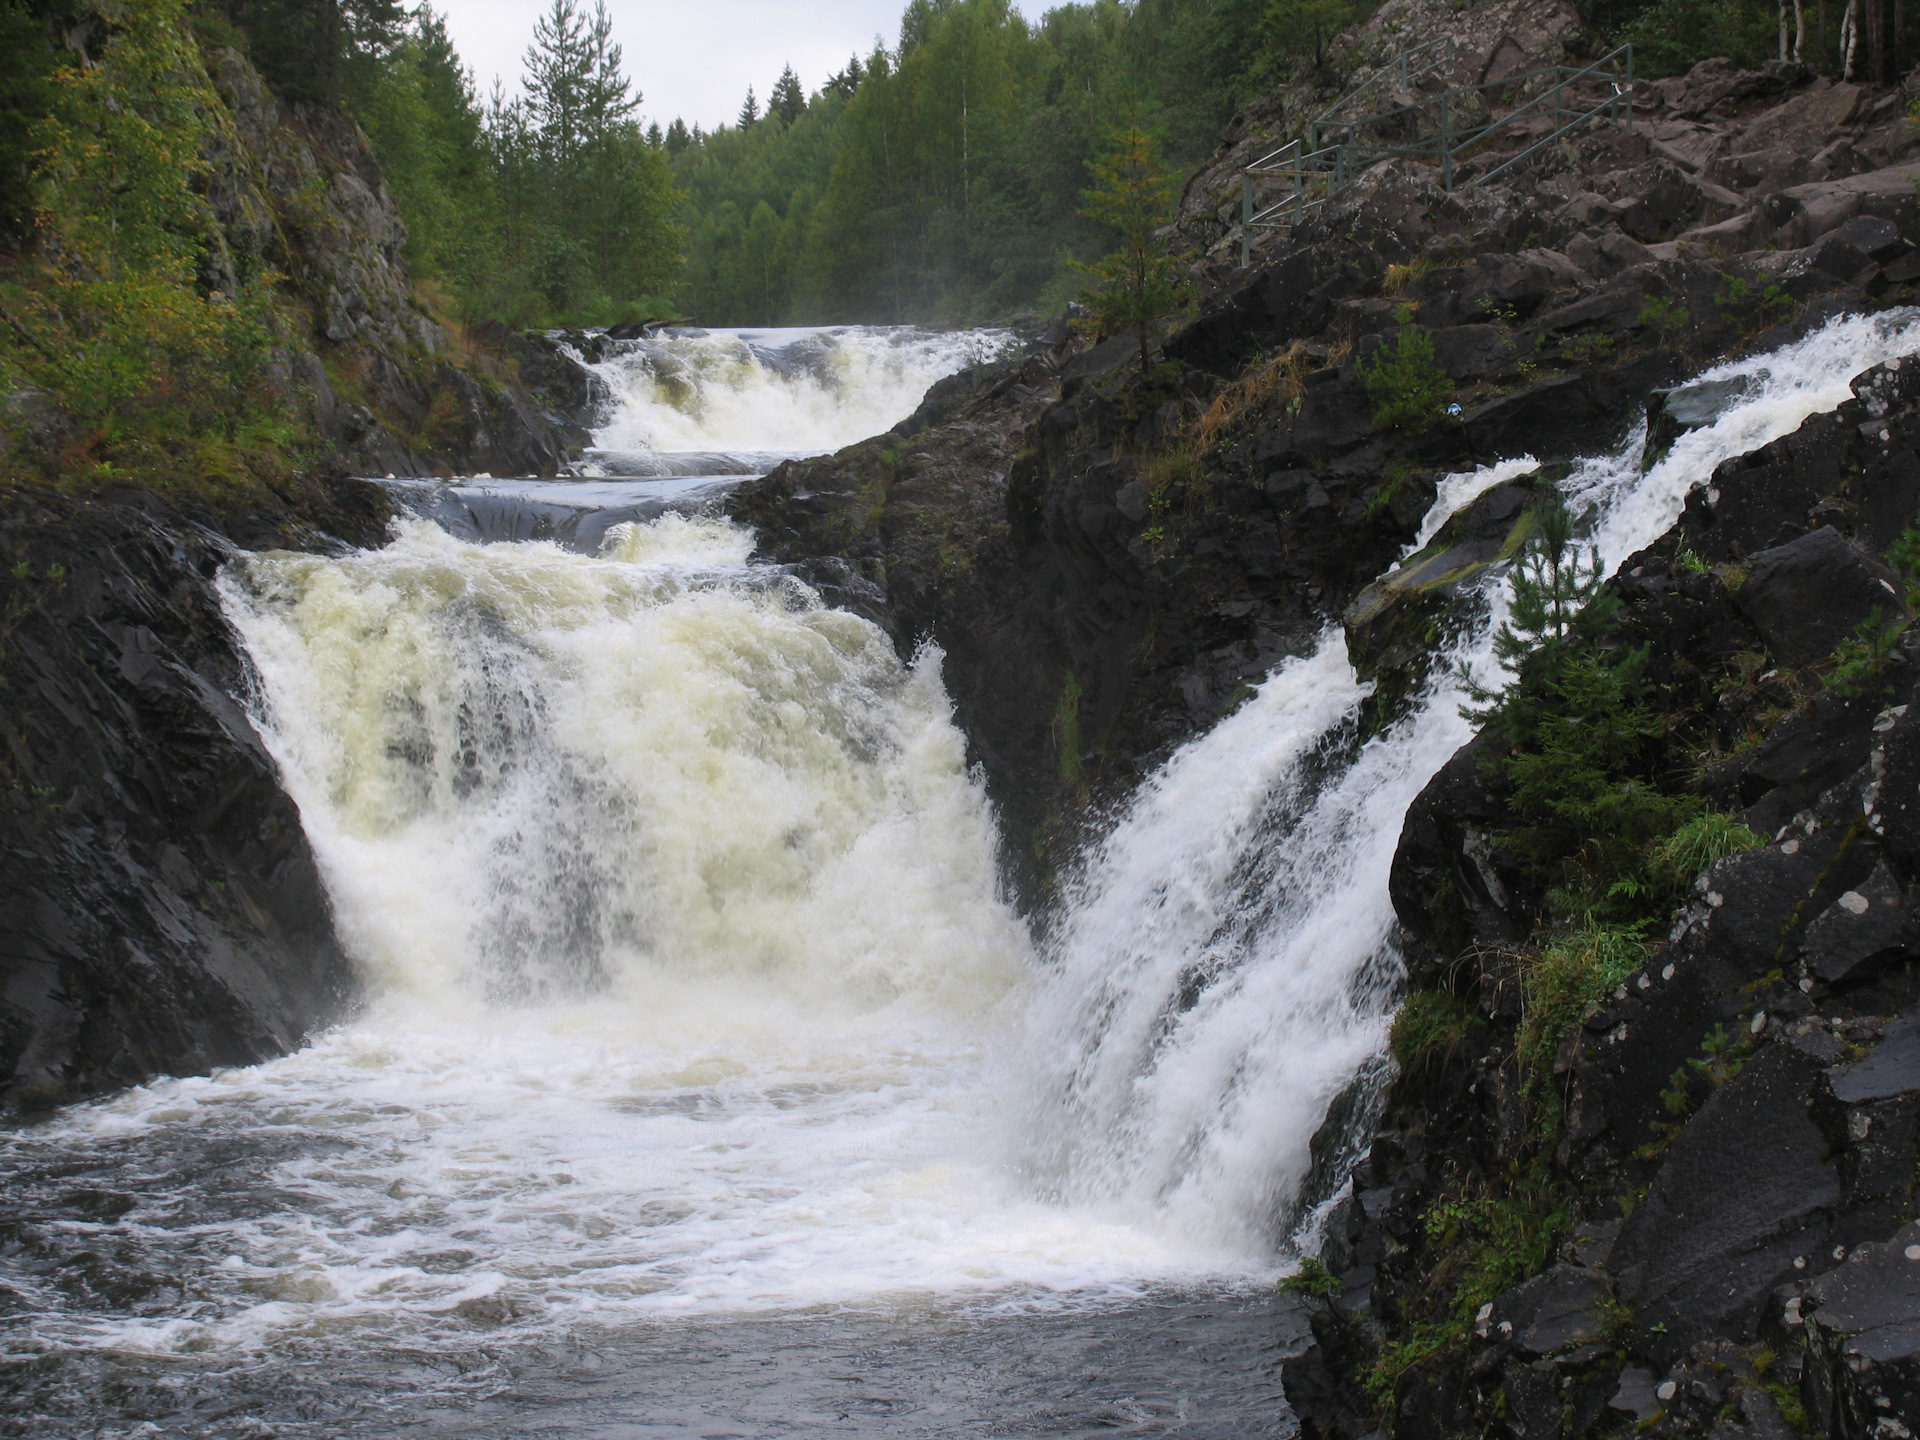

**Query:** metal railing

left=1241, top=43, right=1634, bottom=264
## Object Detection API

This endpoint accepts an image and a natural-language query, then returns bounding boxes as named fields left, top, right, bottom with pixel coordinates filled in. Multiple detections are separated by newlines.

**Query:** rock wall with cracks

left=727, top=60, right=1920, bottom=914
left=0, top=42, right=586, bottom=1110
left=1286, top=355, right=1920, bottom=1440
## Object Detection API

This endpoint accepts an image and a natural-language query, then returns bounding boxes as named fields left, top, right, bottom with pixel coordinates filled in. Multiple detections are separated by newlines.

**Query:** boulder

left=1461, top=376, right=1611, bottom=462
left=1489, top=1263, right=1614, bottom=1356
left=0, top=490, right=362, bottom=1111
left=1801, top=862, right=1910, bottom=986
left=1732, top=526, right=1907, bottom=667
left=1643, top=375, right=1754, bottom=468
left=1427, top=324, right=1517, bottom=381
left=1609, top=1045, right=1840, bottom=1349
left=1738, top=83, right=1866, bottom=155
left=1343, top=478, right=1536, bottom=701
left=1798, top=1220, right=1920, bottom=1439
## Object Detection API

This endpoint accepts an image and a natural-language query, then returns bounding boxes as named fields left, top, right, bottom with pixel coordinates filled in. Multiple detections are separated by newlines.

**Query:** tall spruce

left=1073, top=119, right=1189, bottom=376
left=769, top=65, right=805, bottom=125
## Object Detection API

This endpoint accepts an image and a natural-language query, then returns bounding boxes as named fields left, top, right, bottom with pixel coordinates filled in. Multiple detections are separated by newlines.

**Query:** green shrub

left=1517, top=923, right=1649, bottom=1077
left=1825, top=608, right=1907, bottom=696
left=1389, top=990, right=1480, bottom=1070
left=1647, top=812, right=1764, bottom=894
left=1615, top=0, right=1779, bottom=76
left=1281, top=1256, right=1343, bottom=1298
left=1359, top=313, right=1450, bottom=432
left=1368, top=1176, right=1569, bottom=1403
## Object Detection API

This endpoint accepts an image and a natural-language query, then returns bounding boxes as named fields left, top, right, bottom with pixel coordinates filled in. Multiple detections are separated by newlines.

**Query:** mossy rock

left=1344, top=469, right=1557, bottom=715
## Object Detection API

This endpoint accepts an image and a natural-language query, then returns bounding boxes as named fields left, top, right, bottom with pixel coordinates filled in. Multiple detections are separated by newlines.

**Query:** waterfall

left=6, top=313, right=1916, bottom=1368
left=579, top=325, right=1014, bottom=473
left=1013, top=309, right=1920, bottom=1251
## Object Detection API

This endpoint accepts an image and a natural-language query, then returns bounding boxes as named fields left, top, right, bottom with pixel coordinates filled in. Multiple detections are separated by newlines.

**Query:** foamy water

left=582, top=326, right=1014, bottom=469
left=7, top=310, right=1916, bottom=1384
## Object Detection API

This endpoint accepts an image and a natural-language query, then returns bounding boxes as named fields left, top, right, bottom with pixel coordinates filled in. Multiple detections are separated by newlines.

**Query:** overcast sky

left=437, top=0, right=1045, bottom=134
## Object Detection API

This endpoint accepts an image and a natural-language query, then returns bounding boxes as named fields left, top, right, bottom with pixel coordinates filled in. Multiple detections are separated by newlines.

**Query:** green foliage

left=1074, top=119, right=1191, bottom=375
left=1460, top=492, right=1754, bottom=934
left=668, top=0, right=1342, bottom=325
left=213, top=0, right=403, bottom=105
left=1369, top=1176, right=1569, bottom=1403
left=1281, top=1256, right=1342, bottom=1298
left=1647, top=812, right=1764, bottom=893
left=1825, top=607, right=1907, bottom=696
left=1053, top=670, right=1086, bottom=796
left=1517, top=923, right=1649, bottom=1077
left=1, top=0, right=283, bottom=487
left=1638, top=294, right=1691, bottom=346
left=1389, top=989, right=1480, bottom=1070
left=1359, top=315, right=1450, bottom=432
left=1613, top=0, right=1784, bottom=77
left=0, top=0, right=69, bottom=244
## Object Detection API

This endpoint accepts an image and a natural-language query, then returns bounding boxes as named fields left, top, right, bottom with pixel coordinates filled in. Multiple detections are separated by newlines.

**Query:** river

left=4, top=316, right=1917, bottom=1438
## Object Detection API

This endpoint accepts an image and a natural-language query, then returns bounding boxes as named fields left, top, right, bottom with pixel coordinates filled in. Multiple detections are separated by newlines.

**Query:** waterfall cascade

left=6, top=315, right=1918, bottom=1371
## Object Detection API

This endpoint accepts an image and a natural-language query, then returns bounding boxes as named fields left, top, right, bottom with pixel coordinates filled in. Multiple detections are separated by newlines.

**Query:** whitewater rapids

left=6, top=314, right=1919, bottom=1395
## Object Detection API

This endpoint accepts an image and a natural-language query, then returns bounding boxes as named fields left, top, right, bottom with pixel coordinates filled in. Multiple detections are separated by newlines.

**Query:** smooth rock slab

left=1610, top=1045, right=1840, bottom=1348
left=1800, top=1220, right=1920, bottom=1439
left=1733, top=525, right=1907, bottom=667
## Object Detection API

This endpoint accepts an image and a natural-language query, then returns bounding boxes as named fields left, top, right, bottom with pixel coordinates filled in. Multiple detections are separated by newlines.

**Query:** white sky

left=436, top=0, right=1047, bottom=133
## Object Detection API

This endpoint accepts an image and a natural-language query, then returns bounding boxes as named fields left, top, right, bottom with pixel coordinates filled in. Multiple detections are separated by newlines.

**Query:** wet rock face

left=0, top=486, right=370, bottom=1112
left=196, top=45, right=579, bottom=480
left=1288, top=355, right=1920, bottom=1440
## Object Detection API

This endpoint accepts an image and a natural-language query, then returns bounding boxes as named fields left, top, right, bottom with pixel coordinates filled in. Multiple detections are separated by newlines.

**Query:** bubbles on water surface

left=7, top=312, right=1920, bottom=1436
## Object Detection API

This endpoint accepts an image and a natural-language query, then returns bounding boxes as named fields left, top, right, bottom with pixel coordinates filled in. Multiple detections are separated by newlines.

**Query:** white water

left=581, top=326, right=1013, bottom=474
left=10, top=311, right=1918, bottom=1367
left=1010, top=309, right=1920, bottom=1248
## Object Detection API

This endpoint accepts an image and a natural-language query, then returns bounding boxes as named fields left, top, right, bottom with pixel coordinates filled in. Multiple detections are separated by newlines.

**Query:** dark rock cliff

left=0, top=41, right=576, bottom=1111
left=726, top=56, right=1917, bottom=912
left=0, top=479, right=390, bottom=1112
left=1284, top=338, right=1920, bottom=1440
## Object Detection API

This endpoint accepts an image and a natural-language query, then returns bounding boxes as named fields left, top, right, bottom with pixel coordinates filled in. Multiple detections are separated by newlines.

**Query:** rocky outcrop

left=1285, top=357, right=1920, bottom=1440
left=728, top=60, right=1914, bottom=909
left=196, top=44, right=580, bottom=479
left=0, top=479, right=391, bottom=1112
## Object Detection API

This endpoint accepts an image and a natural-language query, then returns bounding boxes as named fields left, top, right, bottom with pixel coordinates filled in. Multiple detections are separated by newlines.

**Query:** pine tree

left=1073, top=119, right=1191, bottom=377
left=737, top=86, right=759, bottom=127
left=1460, top=490, right=1619, bottom=728
left=665, top=116, right=691, bottom=153
left=522, top=0, right=636, bottom=172
left=769, top=65, right=805, bottom=125
left=824, top=54, right=865, bottom=98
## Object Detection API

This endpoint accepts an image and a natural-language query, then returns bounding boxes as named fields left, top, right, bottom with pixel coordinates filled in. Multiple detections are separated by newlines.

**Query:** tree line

left=5, top=0, right=1917, bottom=345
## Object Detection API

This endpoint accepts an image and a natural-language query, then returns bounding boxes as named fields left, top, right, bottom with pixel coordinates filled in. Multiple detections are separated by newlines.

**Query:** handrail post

left=1440, top=90, right=1452, bottom=190
left=1242, top=171, right=1252, bottom=267
left=1624, top=45, right=1634, bottom=130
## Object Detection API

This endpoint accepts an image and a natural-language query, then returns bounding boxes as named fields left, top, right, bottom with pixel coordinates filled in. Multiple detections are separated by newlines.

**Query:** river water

left=4, top=318, right=1917, bottom=1438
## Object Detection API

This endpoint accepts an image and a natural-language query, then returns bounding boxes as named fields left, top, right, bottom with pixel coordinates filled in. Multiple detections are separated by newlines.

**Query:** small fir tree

left=1074, top=119, right=1191, bottom=378
left=1358, top=309, right=1450, bottom=431
left=1464, top=490, right=1615, bottom=720
left=824, top=54, right=865, bottom=98
left=737, top=86, right=759, bottom=127
left=769, top=65, right=805, bottom=126
left=664, top=116, right=691, bottom=153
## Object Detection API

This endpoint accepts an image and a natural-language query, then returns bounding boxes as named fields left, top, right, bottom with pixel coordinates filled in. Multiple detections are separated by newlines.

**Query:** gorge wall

left=0, top=36, right=577, bottom=1112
